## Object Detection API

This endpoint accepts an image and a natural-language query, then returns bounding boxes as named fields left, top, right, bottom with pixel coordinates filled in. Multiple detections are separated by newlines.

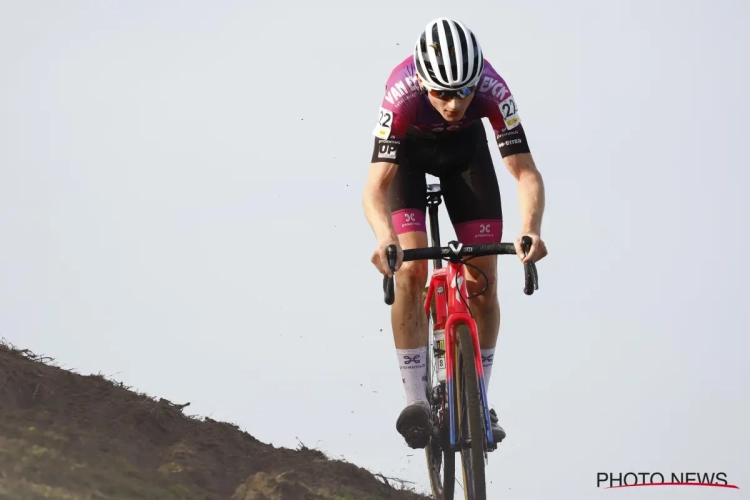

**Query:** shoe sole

left=396, top=410, right=430, bottom=449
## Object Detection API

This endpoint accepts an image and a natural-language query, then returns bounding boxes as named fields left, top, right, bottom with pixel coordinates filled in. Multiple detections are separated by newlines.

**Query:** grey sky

left=1, top=1, right=748, bottom=498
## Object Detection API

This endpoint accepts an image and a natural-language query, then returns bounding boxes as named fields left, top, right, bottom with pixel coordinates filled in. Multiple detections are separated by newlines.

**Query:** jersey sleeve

left=370, top=62, right=419, bottom=164
left=476, top=67, right=531, bottom=158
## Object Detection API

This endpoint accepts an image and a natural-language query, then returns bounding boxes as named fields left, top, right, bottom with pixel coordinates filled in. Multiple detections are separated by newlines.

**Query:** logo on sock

left=482, top=354, right=494, bottom=364
left=403, top=355, right=422, bottom=365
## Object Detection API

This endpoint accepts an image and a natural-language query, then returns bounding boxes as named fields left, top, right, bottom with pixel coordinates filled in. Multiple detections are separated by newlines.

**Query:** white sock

left=481, top=347, right=496, bottom=390
left=396, top=347, right=429, bottom=406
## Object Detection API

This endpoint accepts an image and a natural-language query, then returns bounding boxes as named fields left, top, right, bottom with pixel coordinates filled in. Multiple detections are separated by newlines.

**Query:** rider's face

left=420, top=76, right=475, bottom=122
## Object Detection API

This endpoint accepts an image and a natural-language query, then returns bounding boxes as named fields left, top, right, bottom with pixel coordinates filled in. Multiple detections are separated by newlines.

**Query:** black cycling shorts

left=382, top=122, right=504, bottom=244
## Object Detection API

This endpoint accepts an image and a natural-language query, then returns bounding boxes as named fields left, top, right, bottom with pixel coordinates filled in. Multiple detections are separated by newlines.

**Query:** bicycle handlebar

left=383, top=236, right=539, bottom=305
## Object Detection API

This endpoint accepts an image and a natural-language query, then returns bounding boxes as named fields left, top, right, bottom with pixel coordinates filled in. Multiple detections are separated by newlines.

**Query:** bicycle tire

left=425, top=288, right=456, bottom=499
left=456, top=324, right=486, bottom=500
left=426, top=432, right=455, bottom=499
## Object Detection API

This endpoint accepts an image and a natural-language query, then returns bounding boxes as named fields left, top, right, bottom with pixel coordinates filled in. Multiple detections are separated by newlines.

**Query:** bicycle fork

left=444, top=315, right=494, bottom=450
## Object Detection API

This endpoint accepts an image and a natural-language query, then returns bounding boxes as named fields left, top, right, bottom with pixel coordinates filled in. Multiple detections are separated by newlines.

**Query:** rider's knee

left=396, top=260, right=428, bottom=292
left=466, top=262, right=498, bottom=299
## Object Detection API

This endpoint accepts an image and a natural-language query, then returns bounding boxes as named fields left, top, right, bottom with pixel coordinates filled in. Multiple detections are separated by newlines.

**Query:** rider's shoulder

left=378, top=55, right=422, bottom=112
left=383, top=56, right=417, bottom=85
left=474, top=59, right=515, bottom=102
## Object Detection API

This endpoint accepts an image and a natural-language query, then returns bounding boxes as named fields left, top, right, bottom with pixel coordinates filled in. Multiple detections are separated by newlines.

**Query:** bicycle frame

left=423, top=188, right=494, bottom=450
left=424, top=258, right=494, bottom=449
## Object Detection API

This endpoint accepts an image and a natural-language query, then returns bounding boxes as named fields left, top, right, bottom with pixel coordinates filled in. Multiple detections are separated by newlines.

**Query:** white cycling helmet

left=414, top=18, right=484, bottom=91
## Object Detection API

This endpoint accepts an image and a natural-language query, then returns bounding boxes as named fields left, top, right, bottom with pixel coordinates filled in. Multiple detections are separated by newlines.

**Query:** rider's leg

left=463, top=256, right=505, bottom=442
left=390, top=228, right=433, bottom=449
left=386, top=151, right=432, bottom=449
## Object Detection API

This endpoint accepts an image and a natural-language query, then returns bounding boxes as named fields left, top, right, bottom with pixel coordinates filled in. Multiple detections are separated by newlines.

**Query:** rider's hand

left=371, top=239, right=404, bottom=276
left=515, top=232, right=547, bottom=264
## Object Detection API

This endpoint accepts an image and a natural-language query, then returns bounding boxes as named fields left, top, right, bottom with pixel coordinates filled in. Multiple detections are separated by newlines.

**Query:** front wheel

left=425, top=287, right=455, bottom=499
left=456, top=324, right=486, bottom=500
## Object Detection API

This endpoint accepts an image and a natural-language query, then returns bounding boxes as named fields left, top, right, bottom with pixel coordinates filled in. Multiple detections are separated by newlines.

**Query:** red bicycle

left=382, top=183, right=539, bottom=500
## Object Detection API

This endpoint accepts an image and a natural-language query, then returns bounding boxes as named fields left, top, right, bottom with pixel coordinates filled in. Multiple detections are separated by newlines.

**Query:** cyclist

left=362, top=17, right=548, bottom=449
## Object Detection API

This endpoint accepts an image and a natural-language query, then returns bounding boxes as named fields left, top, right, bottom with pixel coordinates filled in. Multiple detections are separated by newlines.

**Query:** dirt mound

left=0, top=340, right=429, bottom=500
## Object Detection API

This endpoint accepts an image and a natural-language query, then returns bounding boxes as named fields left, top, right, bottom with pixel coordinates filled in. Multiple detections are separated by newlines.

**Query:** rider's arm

left=503, top=152, right=545, bottom=235
left=363, top=161, right=399, bottom=243
left=485, top=87, right=546, bottom=236
left=364, top=58, right=415, bottom=244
